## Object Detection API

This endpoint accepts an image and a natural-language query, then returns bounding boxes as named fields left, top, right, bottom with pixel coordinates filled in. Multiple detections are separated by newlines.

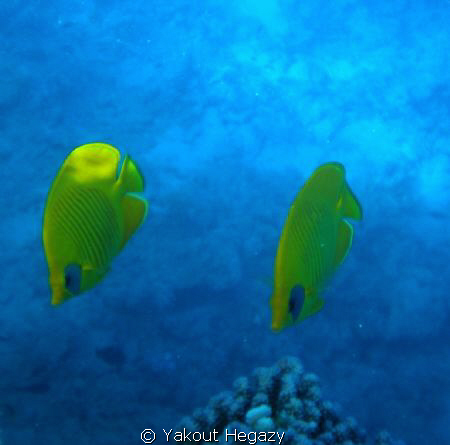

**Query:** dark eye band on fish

left=64, top=263, right=82, bottom=295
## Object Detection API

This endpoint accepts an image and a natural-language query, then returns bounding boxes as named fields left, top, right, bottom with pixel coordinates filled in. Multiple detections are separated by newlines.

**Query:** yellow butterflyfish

left=43, top=143, right=148, bottom=305
left=270, top=162, right=362, bottom=331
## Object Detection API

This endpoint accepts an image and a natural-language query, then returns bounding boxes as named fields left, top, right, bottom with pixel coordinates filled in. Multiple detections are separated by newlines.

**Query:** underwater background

left=1, top=0, right=449, bottom=444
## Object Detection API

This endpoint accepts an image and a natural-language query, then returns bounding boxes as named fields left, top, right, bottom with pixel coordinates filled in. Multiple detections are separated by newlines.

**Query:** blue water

left=1, top=0, right=449, bottom=444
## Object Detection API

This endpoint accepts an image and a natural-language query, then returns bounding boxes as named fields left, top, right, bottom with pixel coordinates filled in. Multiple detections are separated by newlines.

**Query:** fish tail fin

left=307, top=162, right=345, bottom=200
left=118, top=155, right=145, bottom=193
left=341, top=182, right=363, bottom=220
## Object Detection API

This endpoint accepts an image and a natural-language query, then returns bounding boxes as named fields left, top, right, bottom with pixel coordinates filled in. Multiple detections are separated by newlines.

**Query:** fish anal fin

left=298, top=293, right=325, bottom=321
left=118, top=155, right=145, bottom=193
left=341, top=183, right=363, bottom=220
left=120, top=194, right=148, bottom=249
left=335, top=220, right=353, bottom=267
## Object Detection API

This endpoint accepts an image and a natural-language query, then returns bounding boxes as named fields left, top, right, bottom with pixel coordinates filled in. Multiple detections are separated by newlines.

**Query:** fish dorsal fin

left=298, top=293, right=325, bottom=322
left=64, top=143, right=121, bottom=184
left=118, top=155, right=145, bottom=193
left=335, top=220, right=353, bottom=267
left=340, top=183, right=363, bottom=220
left=120, top=194, right=148, bottom=249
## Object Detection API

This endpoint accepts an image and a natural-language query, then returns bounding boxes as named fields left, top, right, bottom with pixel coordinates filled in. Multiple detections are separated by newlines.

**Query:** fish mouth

left=51, top=286, right=72, bottom=306
left=271, top=320, right=283, bottom=332
left=51, top=289, right=64, bottom=305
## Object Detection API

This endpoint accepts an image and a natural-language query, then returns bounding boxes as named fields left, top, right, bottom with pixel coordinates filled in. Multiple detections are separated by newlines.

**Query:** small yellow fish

left=43, top=143, right=148, bottom=305
left=270, top=162, right=362, bottom=331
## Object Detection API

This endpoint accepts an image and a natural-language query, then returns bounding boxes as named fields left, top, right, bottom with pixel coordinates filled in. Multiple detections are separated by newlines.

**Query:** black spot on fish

left=95, top=345, right=126, bottom=367
left=289, top=285, right=305, bottom=320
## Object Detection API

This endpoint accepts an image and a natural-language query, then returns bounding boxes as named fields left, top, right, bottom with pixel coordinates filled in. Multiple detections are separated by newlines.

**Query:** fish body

left=270, top=162, right=362, bottom=331
left=43, top=143, right=148, bottom=305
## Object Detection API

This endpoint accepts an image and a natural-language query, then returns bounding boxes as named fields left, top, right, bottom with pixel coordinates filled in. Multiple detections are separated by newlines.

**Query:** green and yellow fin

left=342, top=183, right=363, bottom=220
left=298, top=294, right=325, bottom=322
left=305, top=162, right=345, bottom=201
left=118, top=155, right=145, bottom=193
left=66, top=143, right=121, bottom=184
left=335, top=220, right=353, bottom=267
left=120, top=194, right=148, bottom=249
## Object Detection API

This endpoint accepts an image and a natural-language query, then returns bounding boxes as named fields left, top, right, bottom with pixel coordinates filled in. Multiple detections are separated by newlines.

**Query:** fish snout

left=271, top=308, right=286, bottom=332
left=49, top=270, right=66, bottom=305
left=51, top=286, right=65, bottom=305
left=271, top=321, right=283, bottom=332
left=50, top=274, right=71, bottom=305
left=270, top=292, right=288, bottom=332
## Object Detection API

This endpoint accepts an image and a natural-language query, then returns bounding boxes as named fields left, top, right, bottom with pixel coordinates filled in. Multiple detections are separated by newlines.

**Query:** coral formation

left=175, top=357, right=405, bottom=444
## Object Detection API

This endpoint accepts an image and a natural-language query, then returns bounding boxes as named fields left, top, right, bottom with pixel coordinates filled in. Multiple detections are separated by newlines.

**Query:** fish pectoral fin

left=342, top=183, right=363, bottom=220
left=335, top=220, right=353, bottom=267
left=298, top=294, right=325, bottom=321
left=118, top=155, right=145, bottom=193
left=120, top=194, right=148, bottom=249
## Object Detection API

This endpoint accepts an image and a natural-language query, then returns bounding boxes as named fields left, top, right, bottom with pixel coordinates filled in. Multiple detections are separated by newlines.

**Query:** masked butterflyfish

left=43, top=143, right=148, bottom=305
left=270, top=162, right=362, bottom=331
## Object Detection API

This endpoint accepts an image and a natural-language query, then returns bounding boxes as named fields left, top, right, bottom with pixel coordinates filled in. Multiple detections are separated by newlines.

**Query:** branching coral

left=175, top=357, right=405, bottom=445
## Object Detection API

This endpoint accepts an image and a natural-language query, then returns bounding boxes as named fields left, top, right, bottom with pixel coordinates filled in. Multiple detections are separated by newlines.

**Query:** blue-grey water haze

left=0, top=0, right=449, bottom=444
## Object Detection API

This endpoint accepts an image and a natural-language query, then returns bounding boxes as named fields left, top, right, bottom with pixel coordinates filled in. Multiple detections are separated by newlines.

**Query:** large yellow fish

left=270, top=162, right=362, bottom=331
left=43, top=143, right=148, bottom=305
